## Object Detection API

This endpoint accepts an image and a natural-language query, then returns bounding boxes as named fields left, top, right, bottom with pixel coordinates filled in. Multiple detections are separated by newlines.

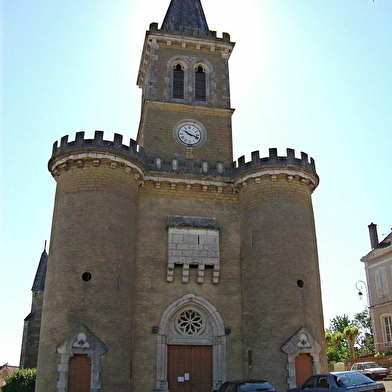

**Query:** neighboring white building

left=361, top=223, right=392, bottom=353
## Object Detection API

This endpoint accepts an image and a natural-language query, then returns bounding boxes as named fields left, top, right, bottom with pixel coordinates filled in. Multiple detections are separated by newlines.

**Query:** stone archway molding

left=154, top=294, right=226, bottom=392
left=56, top=324, right=107, bottom=392
left=281, top=327, right=322, bottom=389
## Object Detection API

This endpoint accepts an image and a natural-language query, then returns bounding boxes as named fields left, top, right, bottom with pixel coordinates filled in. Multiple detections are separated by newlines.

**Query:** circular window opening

left=176, top=309, right=205, bottom=335
left=297, top=279, right=305, bottom=288
left=82, top=272, right=92, bottom=282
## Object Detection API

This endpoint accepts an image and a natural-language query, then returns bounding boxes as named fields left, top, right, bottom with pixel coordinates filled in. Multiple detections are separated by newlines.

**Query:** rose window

left=177, top=310, right=204, bottom=335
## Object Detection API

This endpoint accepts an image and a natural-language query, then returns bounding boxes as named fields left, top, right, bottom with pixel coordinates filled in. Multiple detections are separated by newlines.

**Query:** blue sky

left=2, top=0, right=391, bottom=365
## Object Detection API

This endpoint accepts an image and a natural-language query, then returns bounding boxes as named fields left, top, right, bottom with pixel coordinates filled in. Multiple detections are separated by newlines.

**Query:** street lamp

left=355, top=280, right=367, bottom=301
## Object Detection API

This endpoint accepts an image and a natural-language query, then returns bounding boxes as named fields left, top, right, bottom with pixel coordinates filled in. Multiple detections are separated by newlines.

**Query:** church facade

left=34, top=1, right=326, bottom=391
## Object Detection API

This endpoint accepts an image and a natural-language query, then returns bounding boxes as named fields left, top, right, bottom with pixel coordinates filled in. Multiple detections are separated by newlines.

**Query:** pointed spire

left=161, top=0, right=209, bottom=36
left=32, top=242, right=48, bottom=292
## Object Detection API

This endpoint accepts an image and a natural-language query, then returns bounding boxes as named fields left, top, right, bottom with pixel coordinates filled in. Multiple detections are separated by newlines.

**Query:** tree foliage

left=352, top=308, right=375, bottom=355
left=325, top=309, right=374, bottom=362
left=329, top=314, right=351, bottom=334
left=2, top=368, right=36, bottom=392
left=344, top=326, right=359, bottom=359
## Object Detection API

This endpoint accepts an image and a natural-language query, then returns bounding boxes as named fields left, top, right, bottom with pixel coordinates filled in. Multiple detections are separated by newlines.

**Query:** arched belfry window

left=195, top=65, right=206, bottom=101
left=173, top=63, right=185, bottom=99
left=167, top=58, right=213, bottom=103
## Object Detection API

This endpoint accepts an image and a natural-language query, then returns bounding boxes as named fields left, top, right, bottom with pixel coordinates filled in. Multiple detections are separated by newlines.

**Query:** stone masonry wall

left=238, top=172, right=327, bottom=390
left=36, top=160, right=140, bottom=392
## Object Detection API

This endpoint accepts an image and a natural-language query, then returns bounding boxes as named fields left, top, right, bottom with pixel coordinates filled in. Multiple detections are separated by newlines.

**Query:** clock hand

left=185, top=131, right=199, bottom=139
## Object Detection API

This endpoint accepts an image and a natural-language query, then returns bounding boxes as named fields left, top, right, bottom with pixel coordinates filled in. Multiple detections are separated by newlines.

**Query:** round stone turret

left=234, top=147, right=319, bottom=193
left=37, top=131, right=142, bottom=390
left=236, top=146, right=325, bottom=384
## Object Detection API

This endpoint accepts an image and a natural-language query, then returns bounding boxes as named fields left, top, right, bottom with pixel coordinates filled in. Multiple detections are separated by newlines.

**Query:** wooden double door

left=168, top=345, right=213, bottom=392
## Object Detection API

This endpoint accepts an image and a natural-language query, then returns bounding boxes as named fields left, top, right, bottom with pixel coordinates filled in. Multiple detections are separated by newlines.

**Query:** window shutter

left=375, top=267, right=388, bottom=296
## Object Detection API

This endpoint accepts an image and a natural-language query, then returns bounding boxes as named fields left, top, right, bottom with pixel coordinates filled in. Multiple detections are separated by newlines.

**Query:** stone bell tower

left=136, top=0, right=234, bottom=164
left=34, top=1, right=326, bottom=391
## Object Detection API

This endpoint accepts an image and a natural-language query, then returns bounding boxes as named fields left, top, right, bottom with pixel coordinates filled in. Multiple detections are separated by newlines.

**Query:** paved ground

left=382, top=380, right=392, bottom=392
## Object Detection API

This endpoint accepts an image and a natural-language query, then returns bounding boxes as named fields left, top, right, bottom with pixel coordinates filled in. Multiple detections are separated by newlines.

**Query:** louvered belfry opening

left=195, top=65, right=206, bottom=101
left=173, top=64, right=184, bottom=99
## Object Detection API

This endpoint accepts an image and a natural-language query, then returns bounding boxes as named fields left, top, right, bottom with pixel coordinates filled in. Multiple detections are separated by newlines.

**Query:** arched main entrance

left=155, top=294, right=226, bottom=392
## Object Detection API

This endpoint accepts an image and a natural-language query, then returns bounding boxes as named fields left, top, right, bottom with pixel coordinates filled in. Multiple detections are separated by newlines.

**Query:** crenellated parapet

left=149, top=22, right=232, bottom=42
left=48, top=132, right=318, bottom=192
left=234, top=148, right=317, bottom=174
left=48, top=131, right=233, bottom=178
left=232, top=148, right=319, bottom=193
left=233, top=148, right=319, bottom=192
left=50, top=131, right=147, bottom=164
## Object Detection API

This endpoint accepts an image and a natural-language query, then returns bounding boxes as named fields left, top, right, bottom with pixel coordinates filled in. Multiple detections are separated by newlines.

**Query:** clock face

left=178, top=124, right=201, bottom=145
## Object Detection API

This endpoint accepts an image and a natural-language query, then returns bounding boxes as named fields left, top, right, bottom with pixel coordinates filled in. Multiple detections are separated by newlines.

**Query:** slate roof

left=161, top=0, right=209, bottom=36
left=380, top=231, right=392, bottom=247
left=362, top=230, right=392, bottom=260
left=32, top=248, right=48, bottom=292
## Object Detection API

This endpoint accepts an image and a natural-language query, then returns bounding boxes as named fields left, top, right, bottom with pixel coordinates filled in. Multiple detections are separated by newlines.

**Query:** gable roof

left=361, top=230, right=392, bottom=261
left=379, top=231, right=392, bottom=247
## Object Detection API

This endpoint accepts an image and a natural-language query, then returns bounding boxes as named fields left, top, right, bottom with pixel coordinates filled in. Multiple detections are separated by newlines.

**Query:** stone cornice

left=141, top=99, right=235, bottom=116
left=48, top=150, right=236, bottom=192
left=146, top=30, right=234, bottom=53
left=49, top=150, right=318, bottom=195
left=361, top=245, right=392, bottom=264
left=48, top=151, right=146, bottom=180
left=234, top=167, right=319, bottom=193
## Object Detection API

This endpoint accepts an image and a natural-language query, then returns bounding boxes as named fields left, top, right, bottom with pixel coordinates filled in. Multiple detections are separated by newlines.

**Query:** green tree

left=2, top=368, right=36, bottom=392
left=354, top=309, right=372, bottom=332
left=325, top=330, right=347, bottom=362
left=326, top=314, right=351, bottom=362
left=353, top=308, right=374, bottom=355
left=344, top=326, right=359, bottom=359
left=329, top=314, right=351, bottom=333
left=325, top=311, right=374, bottom=363
left=326, top=331, right=349, bottom=362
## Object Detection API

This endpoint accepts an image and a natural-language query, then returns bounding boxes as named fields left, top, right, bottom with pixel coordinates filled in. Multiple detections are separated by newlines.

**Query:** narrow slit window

left=173, top=64, right=184, bottom=99
left=195, top=65, right=206, bottom=101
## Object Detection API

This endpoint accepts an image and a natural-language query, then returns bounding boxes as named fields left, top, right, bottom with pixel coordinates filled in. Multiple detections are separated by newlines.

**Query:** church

left=32, top=0, right=327, bottom=391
